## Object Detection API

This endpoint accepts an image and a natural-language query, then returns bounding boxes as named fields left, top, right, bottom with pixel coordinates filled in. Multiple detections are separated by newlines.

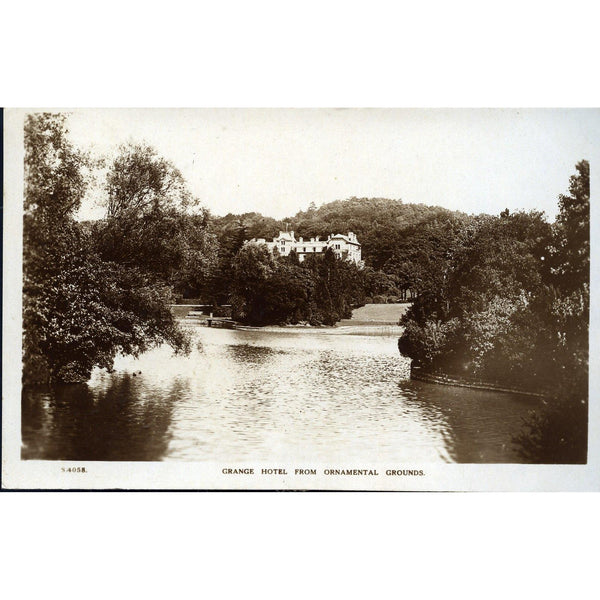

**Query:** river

left=21, top=324, right=544, bottom=463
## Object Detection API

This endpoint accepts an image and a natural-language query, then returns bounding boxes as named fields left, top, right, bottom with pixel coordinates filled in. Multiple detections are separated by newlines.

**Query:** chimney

left=299, top=237, right=303, bottom=243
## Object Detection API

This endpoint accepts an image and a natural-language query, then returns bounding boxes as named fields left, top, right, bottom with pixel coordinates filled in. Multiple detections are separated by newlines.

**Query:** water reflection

left=227, top=343, right=279, bottom=365
left=397, top=380, right=541, bottom=463
left=22, top=327, right=544, bottom=463
left=22, top=375, right=184, bottom=460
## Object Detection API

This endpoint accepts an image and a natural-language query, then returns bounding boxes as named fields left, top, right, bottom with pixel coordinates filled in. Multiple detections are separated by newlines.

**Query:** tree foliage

left=290, top=197, right=462, bottom=270
left=553, top=160, right=590, bottom=292
left=397, top=162, right=589, bottom=462
left=23, top=115, right=191, bottom=384
left=24, top=113, right=90, bottom=222
left=94, top=143, right=219, bottom=294
left=208, top=197, right=469, bottom=303
left=230, top=243, right=364, bottom=326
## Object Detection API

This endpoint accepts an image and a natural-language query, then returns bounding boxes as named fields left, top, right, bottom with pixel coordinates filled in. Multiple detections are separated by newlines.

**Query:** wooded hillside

left=206, top=197, right=470, bottom=304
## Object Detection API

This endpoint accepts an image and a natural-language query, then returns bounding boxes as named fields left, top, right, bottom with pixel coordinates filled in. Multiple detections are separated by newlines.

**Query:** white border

left=2, top=4, right=599, bottom=600
left=3, top=108, right=599, bottom=491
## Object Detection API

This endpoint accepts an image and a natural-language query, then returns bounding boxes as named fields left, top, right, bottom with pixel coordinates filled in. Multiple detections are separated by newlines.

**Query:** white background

left=2, top=1, right=598, bottom=599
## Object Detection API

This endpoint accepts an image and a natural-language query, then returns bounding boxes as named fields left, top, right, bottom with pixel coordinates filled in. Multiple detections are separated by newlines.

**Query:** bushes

left=398, top=318, right=461, bottom=371
left=513, top=397, right=588, bottom=464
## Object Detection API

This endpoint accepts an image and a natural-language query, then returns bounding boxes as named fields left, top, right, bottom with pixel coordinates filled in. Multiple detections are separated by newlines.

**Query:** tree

left=262, top=263, right=314, bottom=324
left=23, top=114, right=190, bottom=384
left=392, top=160, right=589, bottom=462
left=25, top=243, right=189, bottom=382
left=398, top=210, right=553, bottom=385
left=24, top=113, right=90, bottom=222
left=230, top=242, right=276, bottom=323
left=94, top=143, right=218, bottom=287
left=105, top=143, right=193, bottom=220
left=24, top=113, right=91, bottom=383
left=168, top=212, right=220, bottom=299
left=303, top=249, right=363, bottom=324
left=513, top=161, right=590, bottom=463
left=552, top=160, right=589, bottom=292
left=229, top=242, right=365, bottom=326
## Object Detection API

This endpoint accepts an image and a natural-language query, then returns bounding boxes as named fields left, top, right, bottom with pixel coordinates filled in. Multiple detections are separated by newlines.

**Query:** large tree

left=230, top=242, right=277, bottom=324
left=94, top=143, right=219, bottom=293
left=23, top=113, right=91, bottom=383
left=398, top=209, right=554, bottom=386
left=23, top=114, right=190, bottom=384
left=552, top=160, right=590, bottom=292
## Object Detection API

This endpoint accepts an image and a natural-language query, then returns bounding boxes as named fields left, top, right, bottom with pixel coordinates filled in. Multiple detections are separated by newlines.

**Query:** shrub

left=398, top=317, right=461, bottom=369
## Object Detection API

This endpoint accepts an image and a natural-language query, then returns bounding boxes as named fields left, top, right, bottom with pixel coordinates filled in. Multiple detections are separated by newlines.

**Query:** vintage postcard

left=2, top=108, right=599, bottom=490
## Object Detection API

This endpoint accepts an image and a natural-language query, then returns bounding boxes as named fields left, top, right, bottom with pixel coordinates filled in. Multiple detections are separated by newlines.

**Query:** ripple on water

left=22, top=327, right=544, bottom=463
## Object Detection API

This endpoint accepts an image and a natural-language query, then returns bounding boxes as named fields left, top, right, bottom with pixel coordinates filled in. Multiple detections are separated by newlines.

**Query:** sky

left=64, top=108, right=599, bottom=221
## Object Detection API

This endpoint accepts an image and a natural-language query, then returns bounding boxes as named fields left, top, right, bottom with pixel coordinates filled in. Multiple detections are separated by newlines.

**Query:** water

left=21, top=326, right=544, bottom=463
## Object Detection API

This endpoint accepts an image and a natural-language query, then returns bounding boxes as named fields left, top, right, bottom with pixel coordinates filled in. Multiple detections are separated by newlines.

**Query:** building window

left=303, top=247, right=306, bottom=253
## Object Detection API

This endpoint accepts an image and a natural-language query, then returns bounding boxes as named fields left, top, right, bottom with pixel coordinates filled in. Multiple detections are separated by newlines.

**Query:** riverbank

left=410, top=365, right=548, bottom=399
left=178, top=320, right=404, bottom=337
left=250, top=324, right=404, bottom=336
left=174, top=302, right=410, bottom=336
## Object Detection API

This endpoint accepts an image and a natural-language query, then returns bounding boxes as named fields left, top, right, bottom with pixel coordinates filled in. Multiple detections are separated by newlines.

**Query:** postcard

left=2, top=108, right=599, bottom=490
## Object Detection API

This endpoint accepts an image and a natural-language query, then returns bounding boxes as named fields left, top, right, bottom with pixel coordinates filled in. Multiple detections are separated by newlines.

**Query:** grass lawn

left=338, top=303, right=412, bottom=326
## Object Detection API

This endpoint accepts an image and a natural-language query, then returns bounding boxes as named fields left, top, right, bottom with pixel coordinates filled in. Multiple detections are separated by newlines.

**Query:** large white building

left=250, top=230, right=362, bottom=265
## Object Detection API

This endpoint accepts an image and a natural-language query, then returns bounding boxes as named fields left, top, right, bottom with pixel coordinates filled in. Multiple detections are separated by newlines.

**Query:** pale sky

left=64, top=108, right=598, bottom=221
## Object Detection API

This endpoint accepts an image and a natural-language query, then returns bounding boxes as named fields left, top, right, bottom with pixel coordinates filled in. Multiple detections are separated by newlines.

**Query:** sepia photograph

left=3, top=7, right=600, bottom=600
left=2, top=107, right=598, bottom=490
